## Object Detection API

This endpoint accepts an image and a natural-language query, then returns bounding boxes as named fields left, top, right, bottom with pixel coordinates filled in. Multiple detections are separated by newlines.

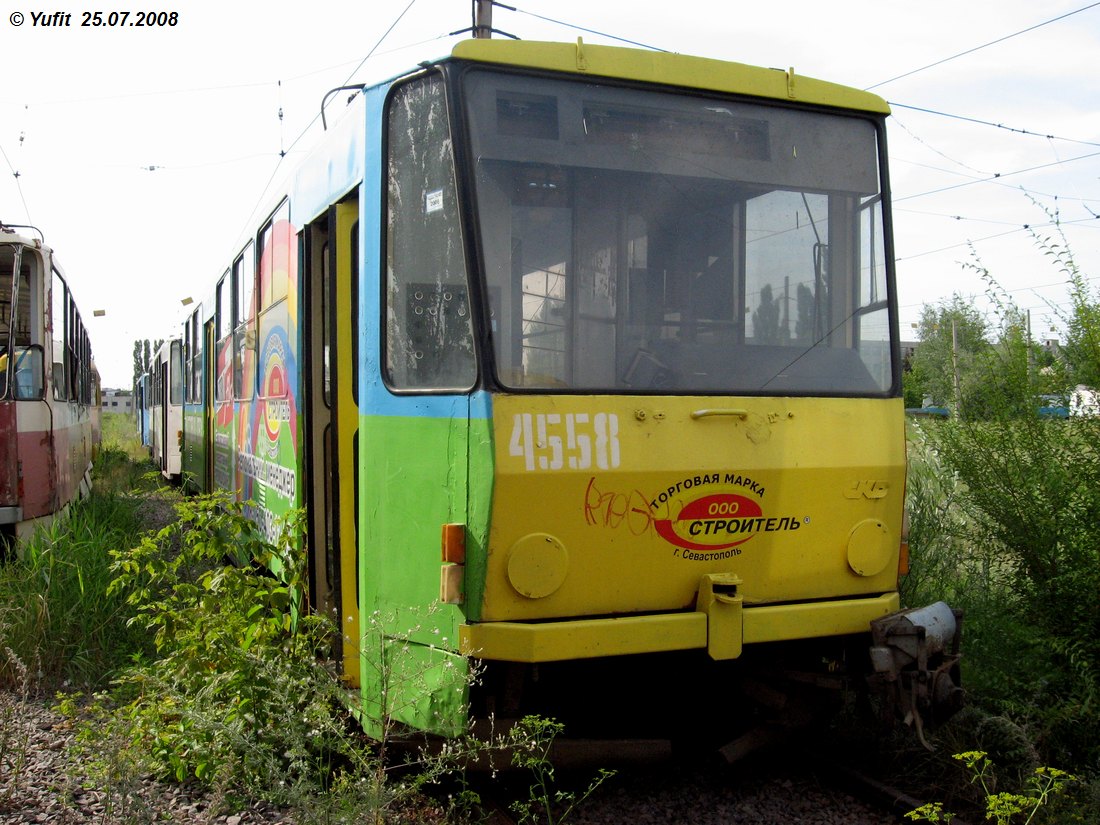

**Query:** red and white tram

left=0, top=223, right=98, bottom=551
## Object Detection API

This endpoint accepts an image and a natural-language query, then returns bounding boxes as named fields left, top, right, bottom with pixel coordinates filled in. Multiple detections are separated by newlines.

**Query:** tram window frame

left=183, top=317, right=191, bottom=402
left=170, top=339, right=184, bottom=406
left=12, top=345, right=45, bottom=401
left=50, top=271, right=70, bottom=401
left=259, top=201, right=291, bottom=312
left=214, top=271, right=231, bottom=403
left=461, top=69, right=894, bottom=396
left=320, top=237, right=331, bottom=406
left=1, top=247, right=44, bottom=401
left=66, top=302, right=90, bottom=406
left=0, top=246, right=13, bottom=398
left=350, top=220, right=359, bottom=403
left=382, top=71, right=477, bottom=393
left=67, top=299, right=76, bottom=401
left=256, top=201, right=291, bottom=401
left=233, top=242, right=256, bottom=401
left=189, top=306, right=202, bottom=403
left=83, top=328, right=91, bottom=404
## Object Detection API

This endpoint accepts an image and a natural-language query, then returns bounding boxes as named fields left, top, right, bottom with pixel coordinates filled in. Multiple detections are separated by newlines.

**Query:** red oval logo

left=654, top=493, right=763, bottom=551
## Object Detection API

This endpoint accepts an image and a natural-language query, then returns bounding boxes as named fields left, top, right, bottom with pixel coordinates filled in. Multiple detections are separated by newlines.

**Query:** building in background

left=101, top=388, right=133, bottom=415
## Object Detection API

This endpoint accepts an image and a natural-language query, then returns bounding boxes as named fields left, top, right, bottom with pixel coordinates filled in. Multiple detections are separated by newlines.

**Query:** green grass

left=0, top=413, right=167, bottom=691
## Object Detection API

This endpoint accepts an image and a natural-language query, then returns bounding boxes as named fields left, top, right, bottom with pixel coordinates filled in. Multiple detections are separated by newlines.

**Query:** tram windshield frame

left=456, top=67, right=898, bottom=397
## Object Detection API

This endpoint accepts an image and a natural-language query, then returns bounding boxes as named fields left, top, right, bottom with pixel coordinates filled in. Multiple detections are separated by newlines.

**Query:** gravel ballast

left=1, top=690, right=903, bottom=824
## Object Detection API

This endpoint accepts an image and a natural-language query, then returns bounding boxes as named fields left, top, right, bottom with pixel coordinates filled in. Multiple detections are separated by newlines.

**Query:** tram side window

left=188, top=307, right=202, bottom=403
left=0, top=247, right=44, bottom=400
left=0, top=248, right=13, bottom=370
left=257, top=206, right=292, bottom=401
left=259, top=204, right=290, bottom=311
left=215, top=272, right=231, bottom=402
left=82, top=328, right=91, bottom=403
left=384, top=73, right=475, bottom=391
left=66, top=303, right=85, bottom=404
left=13, top=267, right=34, bottom=349
left=234, top=243, right=256, bottom=400
left=66, top=303, right=92, bottom=405
left=51, top=271, right=70, bottom=400
left=857, top=195, right=891, bottom=387
left=183, top=318, right=192, bottom=403
left=170, top=339, right=184, bottom=405
left=0, top=248, right=11, bottom=391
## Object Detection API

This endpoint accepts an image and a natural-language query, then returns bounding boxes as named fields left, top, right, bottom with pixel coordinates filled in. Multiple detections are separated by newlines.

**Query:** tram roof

left=449, top=39, right=890, bottom=116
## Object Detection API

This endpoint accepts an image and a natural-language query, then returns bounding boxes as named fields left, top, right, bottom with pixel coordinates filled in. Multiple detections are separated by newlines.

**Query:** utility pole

left=1026, top=309, right=1034, bottom=385
left=951, top=318, right=962, bottom=418
left=474, top=0, right=493, bottom=38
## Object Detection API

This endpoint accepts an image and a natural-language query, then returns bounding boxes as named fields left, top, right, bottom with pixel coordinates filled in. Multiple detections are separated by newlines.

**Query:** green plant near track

left=507, top=715, right=615, bottom=825
left=104, top=495, right=345, bottom=792
left=907, top=751, right=1075, bottom=825
left=95, top=495, right=486, bottom=821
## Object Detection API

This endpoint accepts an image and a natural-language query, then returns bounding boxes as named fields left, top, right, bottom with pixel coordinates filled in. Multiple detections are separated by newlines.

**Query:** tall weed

left=0, top=448, right=160, bottom=691
left=905, top=224, right=1100, bottom=778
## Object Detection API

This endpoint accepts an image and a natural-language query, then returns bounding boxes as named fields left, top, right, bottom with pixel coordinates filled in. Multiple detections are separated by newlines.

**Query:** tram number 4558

left=509, top=413, right=621, bottom=472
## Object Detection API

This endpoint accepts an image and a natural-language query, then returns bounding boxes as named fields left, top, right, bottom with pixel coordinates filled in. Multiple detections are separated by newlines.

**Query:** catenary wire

left=893, top=149, right=1100, bottom=203
left=507, top=3, right=669, bottom=51
left=233, top=0, right=420, bottom=248
left=865, top=2, right=1100, bottom=90
left=890, top=103, right=1100, bottom=149
left=0, top=140, right=32, bottom=224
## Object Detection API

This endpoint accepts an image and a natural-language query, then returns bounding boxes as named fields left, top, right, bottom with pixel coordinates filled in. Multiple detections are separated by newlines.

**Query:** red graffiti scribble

left=583, top=477, right=653, bottom=536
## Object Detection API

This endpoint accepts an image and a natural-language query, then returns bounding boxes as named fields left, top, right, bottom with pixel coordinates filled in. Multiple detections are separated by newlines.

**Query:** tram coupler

left=867, top=601, right=965, bottom=747
left=697, top=573, right=743, bottom=660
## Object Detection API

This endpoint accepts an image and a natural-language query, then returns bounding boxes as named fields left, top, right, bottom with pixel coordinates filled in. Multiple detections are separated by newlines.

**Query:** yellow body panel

left=479, top=395, right=905, bottom=624
left=334, top=200, right=360, bottom=686
left=451, top=40, right=890, bottom=114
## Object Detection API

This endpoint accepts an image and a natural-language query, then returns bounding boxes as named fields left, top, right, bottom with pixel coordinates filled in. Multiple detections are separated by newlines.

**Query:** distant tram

left=173, top=40, right=962, bottom=745
left=0, top=223, right=99, bottom=551
left=135, top=370, right=152, bottom=449
left=150, top=338, right=183, bottom=480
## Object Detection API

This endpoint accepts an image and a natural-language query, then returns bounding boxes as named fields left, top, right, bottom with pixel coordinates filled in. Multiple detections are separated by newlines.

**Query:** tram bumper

left=868, top=602, right=965, bottom=743
left=459, top=585, right=901, bottom=662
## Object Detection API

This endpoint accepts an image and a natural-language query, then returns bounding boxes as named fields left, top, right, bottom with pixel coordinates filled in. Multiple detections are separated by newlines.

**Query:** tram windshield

left=463, top=70, right=894, bottom=395
left=0, top=243, right=40, bottom=400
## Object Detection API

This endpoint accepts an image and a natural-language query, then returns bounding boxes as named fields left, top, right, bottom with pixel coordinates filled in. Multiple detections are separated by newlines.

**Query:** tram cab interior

left=0, top=244, right=45, bottom=402
left=459, top=72, right=894, bottom=397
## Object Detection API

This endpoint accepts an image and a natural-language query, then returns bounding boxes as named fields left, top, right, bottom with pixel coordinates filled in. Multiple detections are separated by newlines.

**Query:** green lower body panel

left=361, top=638, right=471, bottom=739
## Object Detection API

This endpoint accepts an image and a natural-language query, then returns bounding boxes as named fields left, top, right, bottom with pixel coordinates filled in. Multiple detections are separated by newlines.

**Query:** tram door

left=305, top=193, right=360, bottom=686
left=159, top=359, right=169, bottom=473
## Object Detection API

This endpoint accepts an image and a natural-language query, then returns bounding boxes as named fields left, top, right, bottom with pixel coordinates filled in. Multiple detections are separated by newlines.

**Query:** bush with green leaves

left=97, top=495, right=489, bottom=822
left=906, top=751, right=1075, bottom=825
left=904, top=221, right=1100, bottom=775
left=926, top=406, right=1100, bottom=767
left=105, top=496, right=349, bottom=794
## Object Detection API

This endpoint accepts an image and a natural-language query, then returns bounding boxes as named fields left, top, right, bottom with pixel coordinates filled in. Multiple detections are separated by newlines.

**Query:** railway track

left=467, top=743, right=967, bottom=825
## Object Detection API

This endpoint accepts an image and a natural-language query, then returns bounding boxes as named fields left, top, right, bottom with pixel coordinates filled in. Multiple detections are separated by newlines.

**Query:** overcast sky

left=3, top=0, right=1098, bottom=388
